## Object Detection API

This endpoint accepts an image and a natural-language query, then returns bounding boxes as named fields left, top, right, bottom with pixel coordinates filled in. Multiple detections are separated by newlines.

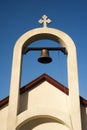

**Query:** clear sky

left=0, top=0, right=87, bottom=100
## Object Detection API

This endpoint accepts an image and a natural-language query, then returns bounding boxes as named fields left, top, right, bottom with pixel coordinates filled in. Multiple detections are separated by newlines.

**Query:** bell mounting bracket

left=23, top=47, right=67, bottom=55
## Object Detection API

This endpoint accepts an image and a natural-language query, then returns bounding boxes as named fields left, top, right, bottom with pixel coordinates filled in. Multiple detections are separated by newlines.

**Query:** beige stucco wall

left=0, top=81, right=70, bottom=130
left=28, top=81, right=68, bottom=112
left=0, top=81, right=87, bottom=130
left=17, top=81, right=71, bottom=130
left=0, top=105, right=8, bottom=130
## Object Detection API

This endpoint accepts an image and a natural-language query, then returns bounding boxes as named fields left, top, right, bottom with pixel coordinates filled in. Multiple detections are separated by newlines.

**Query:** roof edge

left=20, top=73, right=69, bottom=95
left=0, top=96, right=9, bottom=108
left=80, top=96, right=87, bottom=107
left=0, top=74, right=87, bottom=108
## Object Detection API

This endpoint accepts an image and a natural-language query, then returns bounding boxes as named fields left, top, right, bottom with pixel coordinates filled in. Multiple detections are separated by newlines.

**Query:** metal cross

left=38, top=15, right=51, bottom=27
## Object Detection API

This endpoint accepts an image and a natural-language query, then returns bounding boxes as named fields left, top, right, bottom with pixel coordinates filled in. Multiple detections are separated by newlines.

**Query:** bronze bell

left=38, top=49, right=52, bottom=64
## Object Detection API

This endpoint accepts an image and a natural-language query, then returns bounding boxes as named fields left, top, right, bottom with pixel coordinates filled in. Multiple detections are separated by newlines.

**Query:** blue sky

left=0, top=0, right=87, bottom=100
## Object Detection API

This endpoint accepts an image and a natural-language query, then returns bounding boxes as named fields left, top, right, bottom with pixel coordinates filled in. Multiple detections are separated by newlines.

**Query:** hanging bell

left=38, top=49, right=52, bottom=64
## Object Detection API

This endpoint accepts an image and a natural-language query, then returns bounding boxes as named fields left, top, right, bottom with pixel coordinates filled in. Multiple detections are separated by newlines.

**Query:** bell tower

left=7, top=15, right=82, bottom=130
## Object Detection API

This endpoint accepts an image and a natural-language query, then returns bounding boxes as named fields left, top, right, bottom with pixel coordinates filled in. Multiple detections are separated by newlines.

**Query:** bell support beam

left=23, top=47, right=67, bottom=55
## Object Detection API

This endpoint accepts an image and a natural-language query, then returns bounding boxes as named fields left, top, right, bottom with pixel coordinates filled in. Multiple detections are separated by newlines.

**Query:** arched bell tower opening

left=7, top=15, right=82, bottom=130
left=21, top=39, right=67, bottom=88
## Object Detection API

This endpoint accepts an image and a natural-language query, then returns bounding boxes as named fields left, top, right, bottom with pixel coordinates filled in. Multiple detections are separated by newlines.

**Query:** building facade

left=0, top=15, right=87, bottom=130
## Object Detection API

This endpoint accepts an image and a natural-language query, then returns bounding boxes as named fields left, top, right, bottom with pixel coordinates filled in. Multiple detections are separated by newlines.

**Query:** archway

left=7, top=26, right=81, bottom=130
left=17, top=116, right=70, bottom=130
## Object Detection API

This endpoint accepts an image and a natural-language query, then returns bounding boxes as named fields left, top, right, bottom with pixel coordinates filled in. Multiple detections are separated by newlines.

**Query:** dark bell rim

left=38, top=57, right=52, bottom=64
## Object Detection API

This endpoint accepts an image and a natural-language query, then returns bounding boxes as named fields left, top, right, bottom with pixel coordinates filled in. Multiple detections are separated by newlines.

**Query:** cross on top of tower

left=38, top=15, right=51, bottom=27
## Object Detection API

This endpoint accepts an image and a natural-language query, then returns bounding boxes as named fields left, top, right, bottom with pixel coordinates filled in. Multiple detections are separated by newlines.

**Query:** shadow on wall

left=81, top=104, right=87, bottom=130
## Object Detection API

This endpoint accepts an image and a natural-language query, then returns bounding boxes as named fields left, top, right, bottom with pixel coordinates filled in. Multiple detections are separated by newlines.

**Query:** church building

left=0, top=15, right=87, bottom=130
